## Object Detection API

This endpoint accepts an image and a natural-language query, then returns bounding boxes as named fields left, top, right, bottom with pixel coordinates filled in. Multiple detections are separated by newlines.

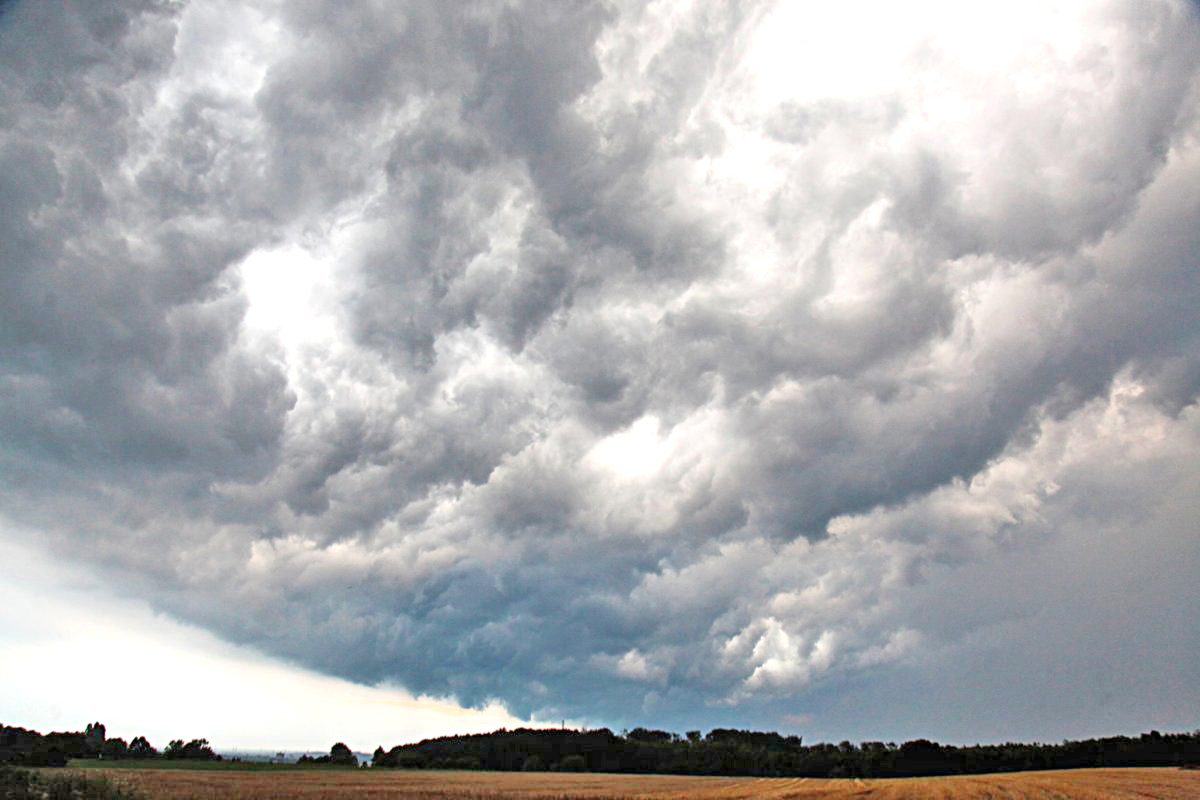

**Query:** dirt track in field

left=85, top=766, right=1200, bottom=799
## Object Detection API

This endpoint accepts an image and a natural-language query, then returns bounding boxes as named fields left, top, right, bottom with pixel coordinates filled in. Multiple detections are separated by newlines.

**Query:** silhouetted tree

left=164, top=738, right=218, bottom=761
left=372, top=726, right=1200, bottom=779
left=329, top=742, right=357, bottom=766
left=101, top=738, right=128, bottom=760
left=84, top=723, right=106, bottom=756
left=128, top=736, right=157, bottom=758
left=628, top=728, right=672, bottom=743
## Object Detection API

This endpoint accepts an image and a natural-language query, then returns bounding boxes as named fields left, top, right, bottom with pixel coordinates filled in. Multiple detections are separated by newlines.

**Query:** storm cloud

left=2, top=0, right=1198, bottom=737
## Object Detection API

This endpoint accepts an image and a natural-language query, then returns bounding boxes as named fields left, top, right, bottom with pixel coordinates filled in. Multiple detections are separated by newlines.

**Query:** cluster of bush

left=297, top=743, right=359, bottom=766
left=371, top=726, right=1200, bottom=778
left=0, top=722, right=219, bottom=767
left=0, top=764, right=145, bottom=799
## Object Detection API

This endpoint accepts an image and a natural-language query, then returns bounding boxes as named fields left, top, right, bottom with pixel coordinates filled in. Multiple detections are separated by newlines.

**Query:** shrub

left=0, top=765, right=146, bottom=800
left=558, top=754, right=587, bottom=772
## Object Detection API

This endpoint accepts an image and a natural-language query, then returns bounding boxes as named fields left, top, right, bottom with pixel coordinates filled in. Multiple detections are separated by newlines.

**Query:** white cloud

left=1, top=0, right=1197, bottom=738
left=0, top=538, right=538, bottom=751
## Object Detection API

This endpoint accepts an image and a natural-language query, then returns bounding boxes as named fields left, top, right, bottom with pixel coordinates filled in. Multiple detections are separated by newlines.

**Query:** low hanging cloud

left=2, top=0, right=1198, bottom=734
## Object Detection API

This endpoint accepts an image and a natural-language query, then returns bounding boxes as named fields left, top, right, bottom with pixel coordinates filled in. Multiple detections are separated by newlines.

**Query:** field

left=67, top=766, right=1200, bottom=799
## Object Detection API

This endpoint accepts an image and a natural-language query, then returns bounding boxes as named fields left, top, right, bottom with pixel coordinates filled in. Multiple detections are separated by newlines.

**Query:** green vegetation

left=0, top=764, right=145, bottom=799
left=297, top=742, right=360, bottom=766
left=0, top=724, right=219, bottom=768
left=5, top=718, right=1200, bottom=780
left=374, top=727, right=1200, bottom=778
left=162, top=738, right=217, bottom=760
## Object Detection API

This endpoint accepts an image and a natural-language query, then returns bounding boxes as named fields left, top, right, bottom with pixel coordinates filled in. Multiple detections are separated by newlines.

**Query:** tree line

left=372, top=726, right=1200, bottom=778
left=5, top=719, right=1198, bottom=777
left=0, top=722, right=219, bottom=767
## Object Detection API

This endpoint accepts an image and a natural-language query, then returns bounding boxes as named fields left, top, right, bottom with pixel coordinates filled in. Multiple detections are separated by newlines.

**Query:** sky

left=1, top=0, right=1198, bottom=752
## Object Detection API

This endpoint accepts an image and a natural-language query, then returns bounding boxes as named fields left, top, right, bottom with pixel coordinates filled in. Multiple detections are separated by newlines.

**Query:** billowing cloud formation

left=2, top=0, right=1198, bottom=735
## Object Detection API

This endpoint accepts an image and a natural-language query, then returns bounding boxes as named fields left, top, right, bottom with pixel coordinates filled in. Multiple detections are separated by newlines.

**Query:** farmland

left=71, top=766, right=1200, bottom=799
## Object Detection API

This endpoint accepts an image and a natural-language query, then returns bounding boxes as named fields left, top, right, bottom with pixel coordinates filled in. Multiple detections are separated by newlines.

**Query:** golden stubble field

left=82, top=766, right=1200, bottom=799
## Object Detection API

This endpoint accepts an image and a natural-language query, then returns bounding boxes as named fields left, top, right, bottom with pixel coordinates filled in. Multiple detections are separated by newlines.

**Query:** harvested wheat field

left=80, top=766, right=1200, bottom=799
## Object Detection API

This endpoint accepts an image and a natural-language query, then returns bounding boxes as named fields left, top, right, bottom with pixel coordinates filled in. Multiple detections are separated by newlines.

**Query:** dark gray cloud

left=2, top=0, right=1198, bottom=736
